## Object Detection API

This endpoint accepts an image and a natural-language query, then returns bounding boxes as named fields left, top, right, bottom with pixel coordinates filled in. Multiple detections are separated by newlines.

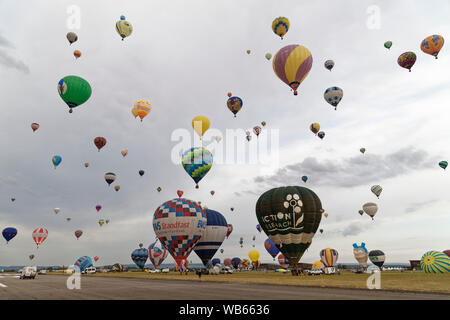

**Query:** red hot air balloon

left=31, top=123, right=40, bottom=132
left=32, top=228, right=48, bottom=248
left=94, top=137, right=107, bottom=151
left=226, top=224, right=233, bottom=238
left=177, top=190, right=184, bottom=198
left=94, top=256, right=99, bottom=262
left=443, top=250, right=450, bottom=258
left=74, top=230, right=83, bottom=240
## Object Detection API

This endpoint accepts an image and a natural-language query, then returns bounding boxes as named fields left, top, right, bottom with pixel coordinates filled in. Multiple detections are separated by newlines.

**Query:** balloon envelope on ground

left=420, top=251, right=450, bottom=273
left=320, top=248, right=338, bottom=267
left=74, top=256, right=93, bottom=273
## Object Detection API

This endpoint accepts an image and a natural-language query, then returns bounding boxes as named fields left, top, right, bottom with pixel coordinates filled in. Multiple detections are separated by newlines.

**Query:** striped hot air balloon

left=149, top=240, right=169, bottom=269
left=320, top=248, right=339, bottom=267
left=439, top=161, right=448, bottom=170
left=104, top=172, right=116, bottom=186
left=371, top=185, right=383, bottom=198
left=32, top=228, right=48, bottom=248
left=74, top=256, right=92, bottom=273
left=272, top=17, right=290, bottom=39
left=193, top=209, right=228, bottom=267
left=272, top=44, right=313, bottom=96
left=111, top=263, right=124, bottom=272
left=240, top=258, right=250, bottom=269
left=420, top=251, right=450, bottom=273
left=369, top=250, right=386, bottom=269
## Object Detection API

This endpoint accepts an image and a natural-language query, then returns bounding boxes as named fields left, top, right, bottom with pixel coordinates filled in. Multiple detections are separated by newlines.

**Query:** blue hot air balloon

left=256, top=224, right=262, bottom=232
left=2, top=227, right=17, bottom=243
left=264, top=238, right=280, bottom=260
left=52, top=155, right=62, bottom=168
left=301, top=176, right=308, bottom=183
left=231, top=257, right=241, bottom=269
left=193, top=209, right=228, bottom=267
left=74, top=256, right=93, bottom=273
left=131, top=246, right=149, bottom=270
left=211, top=258, right=220, bottom=266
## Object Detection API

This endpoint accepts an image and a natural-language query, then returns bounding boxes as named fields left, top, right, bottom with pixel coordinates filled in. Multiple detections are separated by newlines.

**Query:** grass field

left=53, top=270, right=450, bottom=294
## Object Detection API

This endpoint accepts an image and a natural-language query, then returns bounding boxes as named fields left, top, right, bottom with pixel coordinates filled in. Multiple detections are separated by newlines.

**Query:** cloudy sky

left=1, top=0, right=449, bottom=267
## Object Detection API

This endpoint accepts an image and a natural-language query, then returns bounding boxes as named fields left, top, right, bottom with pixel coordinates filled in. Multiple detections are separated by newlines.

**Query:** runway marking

left=0, top=283, right=7, bottom=288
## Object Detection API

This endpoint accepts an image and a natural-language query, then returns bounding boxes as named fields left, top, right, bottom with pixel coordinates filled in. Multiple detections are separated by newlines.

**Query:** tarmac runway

left=0, top=274, right=449, bottom=300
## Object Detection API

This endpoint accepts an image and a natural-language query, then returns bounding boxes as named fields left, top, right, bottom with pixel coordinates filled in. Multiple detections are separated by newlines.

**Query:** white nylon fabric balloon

left=32, top=228, right=48, bottom=247
left=54, top=208, right=60, bottom=214
left=362, top=202, right=378, bottom=220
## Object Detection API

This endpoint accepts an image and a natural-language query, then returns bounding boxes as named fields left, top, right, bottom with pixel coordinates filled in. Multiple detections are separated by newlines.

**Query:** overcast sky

left=1, top=0, right=449, bottom=267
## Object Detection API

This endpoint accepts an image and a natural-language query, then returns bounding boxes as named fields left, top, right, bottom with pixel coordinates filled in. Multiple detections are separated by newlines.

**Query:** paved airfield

left=0, top=274, right=449, bottom=300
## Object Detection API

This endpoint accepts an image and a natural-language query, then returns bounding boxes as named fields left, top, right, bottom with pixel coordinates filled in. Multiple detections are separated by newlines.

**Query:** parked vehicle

left=38, top=270, right=47, bottom=275
left=307, top=268, right=323, bottom=276
left=84, top=267, right=96, bottom=274
left=20, top=266, right=37, bottom=279
left=161, top=268, right=170, bottom=273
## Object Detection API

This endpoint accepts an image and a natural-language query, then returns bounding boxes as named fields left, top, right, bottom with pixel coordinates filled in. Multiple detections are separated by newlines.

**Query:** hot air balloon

left=224, top=258, right=232, bottom=267
left=214, top=136, right=222, bottom=143
left=264, top=238, right=280, bottom=260
left=149, top=240, right=169, bottom=269
left=265, top=53, right=272, bottom=60
left=231, top=257, right=241, bottom=269
left=369, top=250, right=386, bottom=269
left=66, top=32, right=78, bottom=45
left=398, top=52, right=417, bottom=72
left=31, top=123, right=39, bottom=132
left=239, top=237, right=244, bottom=248
left=29, top=255, right=35, bottom=260
left=52, top=155, right=62, bottom=168
left=324, top=87, right=343, bottom=110
left=74, top=256, right=93, bottom=273
left=131, top=246, right=149, bottom=270
left=104, top=172, right=116, bottom=186
left=139, top=170, right=145, bottom=176
left=57, top=75, right=92, bottom=113
left=105, top=219, right=110, bottom=224
left=133, top=100, right=151, bottom=121
left=231, top=207, right=234, bottom=212
left=420, top=251, right=450, bottom=273
left=227, top=96, right=243, bottom=118
left=95, top=205, right=102, bottom=212
left=246, top=50, right=251, bottom=54
left=353, top=243, right=369, bottom=269
left=310, top=123, right=320, bottom=135
left=248, top=250, right=260, bottom=264
left=240, top=258, right=250, bottom=269
left=246, top=135, right=252, bottom=142
left=2, top=227, right=17, bottom=243
left=94, top=256, right=99, bottom=262
left=116, top=16, right=133, bottom=40
left=121, top=149, right=128, bottom=157
left=157, top=187, right=162, bottom=192
left=192, top=115, right=210, bottom=139
left=324, top=60, right=334, bottom=71
left=227, top=92, right=232, bottom=97
left=360, top=148, right=366, bottom=154
left=301, top=176, right=308, bottom=183
left=211, top=258, right=220, bottom=267
left=220, top=249, right=224, bottom=254
left=362, top=202, right=378, bottom=220
left=420, top=35, right=444, bottom=59
left=74, top=230, right=83, bottom=240
left=278, top=254, right=290, bottom=268
left=114, top=185, right=120, bottom=192
left=210, top=190, right=215, bottom=196
left=358, top=210, right=364, bottom=216
left=66, top=218, right=71, bottom=221
left=98, top=219, right=105, bottom=226
left=252, top=260, right=261, bottom=270
left=273, top=44, right=313, bottom=95
left=181, top=147, right=213, bottom=188
left=193, top=208, right=228, bottom=267
left=153, top=198, right=206, bottom=269
left=111, top=263, right=124, bottom=272
left=32, top=228, right=48, bottom=248
left=384, top=41, right=392, bottom=49
left=73, top=50, right=81, bottom=59
left=54, top=208, right=60, bottom=214
left=318, top=131, right=325, bottom=140
left=256, top=224, right=262, bottom=233
left=439, top=161, right=448, bottom=170
left=226, top=224, right=233, bottom=238
left=320, top=248, right=339, bottom=267
left=443, top=250, right=450, bottom=258
left=324, top=213, right=328, bottom=218
left=255, top=186, right=323, bottom=268
left=319, top=229, right=323, bottom=234
left=11, top=198, right=15, bottom=202
left=253, top=126, right=262, bottom=137
left=94, top=137, right=107, bottom=151
left=312, top=261, right=324, bottom=269
left=272, top=17, right=289, bottom=39
left=176, top=190, right=184, bottom=198
left=371, top=185, right=382, bottom=198
left=261, top=121, right=266, bottom=127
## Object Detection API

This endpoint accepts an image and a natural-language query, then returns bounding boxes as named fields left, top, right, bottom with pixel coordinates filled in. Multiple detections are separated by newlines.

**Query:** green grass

left=51, top=270, right=450, bottom=294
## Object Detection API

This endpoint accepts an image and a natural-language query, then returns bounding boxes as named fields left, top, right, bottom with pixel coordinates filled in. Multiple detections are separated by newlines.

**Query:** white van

left=161, top=268, right=170, bottom=273
left=20, top=266, right=37, bottom=279
left=84, top=267, right=96, bottom=274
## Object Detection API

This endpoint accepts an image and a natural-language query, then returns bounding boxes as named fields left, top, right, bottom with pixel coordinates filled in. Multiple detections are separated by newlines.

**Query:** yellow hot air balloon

left=420, top=35, right=444, bottom=59
left=312, top=260, right=324, bottom=269
left=248, top=250, right=260, bottom=263
left=73, top=50, right=82, bottom=59
left=131, top=107, right=139, bottom=118
left=272, top=17, right=290, bottom=39
left=324, top=213, right=328, bottom=218
left=192, top=115, right=210, bottom=138
left=310, top=123, right=320, bottom=135
left=133, top=100, right=151, bottom=121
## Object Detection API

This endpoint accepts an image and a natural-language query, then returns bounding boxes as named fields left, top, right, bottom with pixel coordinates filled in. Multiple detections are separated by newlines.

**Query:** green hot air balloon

left=360, top=148, right=366, bottom=154
left=265, top=53, right=272, bottom=60
left=358, top=210, right=364, bottom=216
left=57, top=76, right=92, bottom=113
left=384, top=41, right=392, bottom=49
left=255, top=186, right=322, bottom=269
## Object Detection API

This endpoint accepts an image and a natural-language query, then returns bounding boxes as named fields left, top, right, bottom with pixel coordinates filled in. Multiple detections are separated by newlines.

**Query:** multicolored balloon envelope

left=2, top=227, right=17, bottom=243
left=116, top=16, right=133, bottom=40
left=371, top=185, right=382, bottom=198
left=324, top=87, right=343, bottom=110
left=420, top=35, right=444, bottom=59
left=193, top=209, right=228, bottom=267
left=57, top=75, right=92, bottom=112
left=353, top=243, right=369, bottom=268
left=264, top=238, right=280, bottom=260
left=211, top=258, right=221, bottom=266
left=224, top=258, right=232, bottom=267
left=369, top=250, right=386, bottom=268
left=153, top=198, right=206, bottom=267
left=181, top=147, right=213, bottom=188
left=320, top=248, right=339, bottom=267
left=397, top=52, right=417, bottom=72
left=272, top=17, right=290, bottom=39
left=149, top=239, right=169, bottom=269
left=439, top=161, right=448, bottom=170
left=226, top=224, right=233, bottom=238
left=74, top=256, right=93, bottom=273
left=384, top=41, right=392, bottom=49
left=273, top=44, right=313, bottom=95
left=227, top=96, right=243, bottom=117
left=131, top=247, right=149, bottom=270
left=420, top=251, right=450, bottom=273
left=255, top=186, right=323, bottom=268
left=32, top=228, right=48, bottom=248
left=240, top=258, right=250, bottom=269
left=324, top=60, right=334, bottom=71
left=112, top=263, right=124, bottom=272
left=52, top=155, right=62, bottom=168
